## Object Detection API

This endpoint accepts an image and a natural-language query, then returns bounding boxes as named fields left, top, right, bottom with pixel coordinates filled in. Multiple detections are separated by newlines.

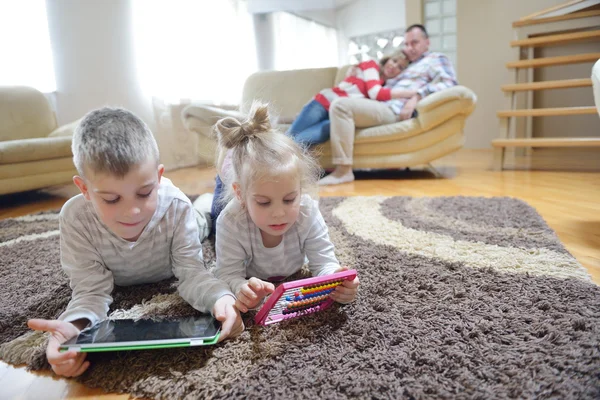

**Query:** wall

left=405, top=0, right=423, bottom=26
left=336, top=0, right=406, bottom=38
left=294, top=9, right=337, bottom=28
left=335, top=0, right=406, bottom=65
left=456, top=0, right=599, bottom=148
left=45, top=0, right=153, bottom=129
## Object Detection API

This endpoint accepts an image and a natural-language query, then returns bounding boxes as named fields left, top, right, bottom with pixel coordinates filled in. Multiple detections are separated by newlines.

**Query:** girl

left=287, top=50, right=416, bottom=146
left=213, top=103, right=359, bottom=313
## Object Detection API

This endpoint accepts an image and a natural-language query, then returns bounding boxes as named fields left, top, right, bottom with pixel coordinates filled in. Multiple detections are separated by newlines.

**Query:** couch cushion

left=0, top=169, right=76, bottom=195
left=48, top=118, right=82, bottom=137
left=0, top=86, right=57, bottom=142
left=0, top=136, right=73, bottom=164
left=334, top=65, right=352, bottom=86
left=241, top=68, right=338, bottom=119
left=318, top=115, right=465, bottom=157
left=318, top=131, right=465, bottom=169
left=0, top=157, right=75, bottom=180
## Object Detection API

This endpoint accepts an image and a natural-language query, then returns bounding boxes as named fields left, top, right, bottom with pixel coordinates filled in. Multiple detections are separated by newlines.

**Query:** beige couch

left=182, top=66, right=477, bottom=170
left=0, top=86, right=80, bottom=195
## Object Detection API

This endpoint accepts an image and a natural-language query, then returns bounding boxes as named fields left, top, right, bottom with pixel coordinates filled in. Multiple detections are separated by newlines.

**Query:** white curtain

left=132, top=0, right=257, bottom=104
left=0, top=0, right=56, bottom=92
left=272, top=12, right=339, bottom=71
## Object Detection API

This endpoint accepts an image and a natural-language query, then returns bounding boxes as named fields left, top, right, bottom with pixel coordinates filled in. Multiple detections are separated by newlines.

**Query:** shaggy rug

left=1, top=196, right=599, bottom=399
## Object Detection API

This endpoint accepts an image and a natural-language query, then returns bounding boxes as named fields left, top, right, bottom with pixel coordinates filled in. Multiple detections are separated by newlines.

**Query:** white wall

left=46, top=0, right=153, bottom=129
left=336, top=0, right=406, bottom=38
left=294, top=9, right=337, bottom=28
left=335, top=0, right=406, bottom=64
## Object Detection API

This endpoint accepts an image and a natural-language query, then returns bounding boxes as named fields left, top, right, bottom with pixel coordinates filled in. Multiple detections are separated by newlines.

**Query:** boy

left=28, top=107, right=243, bottom=377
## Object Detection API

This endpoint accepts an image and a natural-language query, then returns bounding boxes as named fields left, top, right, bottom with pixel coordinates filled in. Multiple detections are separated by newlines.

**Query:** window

left=272, top=12, right=339, bottom=71
left=132, top=0, right=257, bottom=104
left=424, top=0, right=457, bottom=69
left=0, top=1, right=56, bottom=92
left=348, top=29, right=405, bottom=64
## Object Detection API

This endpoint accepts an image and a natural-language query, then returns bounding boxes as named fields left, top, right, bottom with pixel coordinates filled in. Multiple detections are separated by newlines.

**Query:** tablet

left=60, top=315, right=221, bottom=353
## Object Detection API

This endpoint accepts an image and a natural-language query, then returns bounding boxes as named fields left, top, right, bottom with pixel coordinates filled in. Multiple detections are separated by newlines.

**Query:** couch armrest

left=182, top=104, right=246, bottom=138
left=416, top=86, right=477, bottom=113
left=47, top=118, right=83, bottom=138
left=415, top=86, right=477, bottom=131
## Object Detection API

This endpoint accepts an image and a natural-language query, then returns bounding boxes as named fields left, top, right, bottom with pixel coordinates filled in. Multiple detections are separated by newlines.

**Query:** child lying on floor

left=211, top=102, right=360, bottom=312
left=28, top=107, right=243, bottom=377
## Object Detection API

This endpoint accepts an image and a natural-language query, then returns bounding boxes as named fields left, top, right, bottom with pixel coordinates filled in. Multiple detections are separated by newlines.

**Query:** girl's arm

left=361, top=60, right=392, bottom=101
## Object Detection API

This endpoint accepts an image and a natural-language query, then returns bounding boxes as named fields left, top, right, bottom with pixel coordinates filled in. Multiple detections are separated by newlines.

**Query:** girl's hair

left=214, top=102, right=321, bottom=205
left=379, top=50, right=407, bottom=67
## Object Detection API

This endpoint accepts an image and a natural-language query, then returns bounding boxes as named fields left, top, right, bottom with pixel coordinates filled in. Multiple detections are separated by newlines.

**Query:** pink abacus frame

left=254, top=269, right=357, bottom=326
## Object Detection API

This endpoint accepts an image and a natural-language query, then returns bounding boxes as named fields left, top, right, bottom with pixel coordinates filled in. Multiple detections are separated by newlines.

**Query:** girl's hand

left=331, top=266, right=359, bottom=304
left=235, top=277, right=275, bottom=313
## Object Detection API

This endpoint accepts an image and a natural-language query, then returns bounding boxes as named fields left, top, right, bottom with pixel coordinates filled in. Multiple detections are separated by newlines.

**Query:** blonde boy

left=28, top=107, right=243, bottom=377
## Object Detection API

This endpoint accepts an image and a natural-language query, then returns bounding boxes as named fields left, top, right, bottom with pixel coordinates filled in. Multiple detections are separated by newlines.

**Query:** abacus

left=254, top=269, right=357, bottom=326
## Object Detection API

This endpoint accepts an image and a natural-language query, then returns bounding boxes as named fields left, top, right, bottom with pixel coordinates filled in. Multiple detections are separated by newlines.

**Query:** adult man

left=319, top=24, right=458, bottom=186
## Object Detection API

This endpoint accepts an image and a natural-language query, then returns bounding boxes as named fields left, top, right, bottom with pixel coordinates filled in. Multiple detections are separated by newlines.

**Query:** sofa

left=182, top=66, right=477, bottom=170
left=0, top=86, right=80, bottom=195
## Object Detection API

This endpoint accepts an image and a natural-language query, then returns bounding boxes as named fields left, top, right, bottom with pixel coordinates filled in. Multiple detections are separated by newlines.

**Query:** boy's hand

left=27, top=319, right=90, bottom=377
left=213, top=295, right=244, bottom=342
left=330, top=266, right=359, bottom=304
left=235, top=277, right=275, bottom=313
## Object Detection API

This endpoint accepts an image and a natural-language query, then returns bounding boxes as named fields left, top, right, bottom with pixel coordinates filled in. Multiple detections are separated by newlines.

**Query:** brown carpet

left=1, top=196, right=599, bottom=399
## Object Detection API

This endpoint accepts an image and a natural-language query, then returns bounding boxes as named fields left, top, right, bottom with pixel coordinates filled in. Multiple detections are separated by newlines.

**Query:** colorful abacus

left=254, top=269, right=358, bottom=326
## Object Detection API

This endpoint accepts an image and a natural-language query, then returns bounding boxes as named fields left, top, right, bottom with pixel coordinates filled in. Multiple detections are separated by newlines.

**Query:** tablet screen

left=65, top=315, right=221, bottom=346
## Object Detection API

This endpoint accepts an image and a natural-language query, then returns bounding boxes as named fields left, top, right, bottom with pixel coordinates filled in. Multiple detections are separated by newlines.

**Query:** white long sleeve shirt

left=384, top=51, right=458, bottom=114
left=214, top=195, right=340, bottom=295
left=58, top=178, right=233, bottom=325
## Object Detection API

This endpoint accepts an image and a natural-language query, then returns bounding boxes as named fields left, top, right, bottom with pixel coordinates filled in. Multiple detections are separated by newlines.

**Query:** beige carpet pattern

left=1, top=196, right=599, bottom=399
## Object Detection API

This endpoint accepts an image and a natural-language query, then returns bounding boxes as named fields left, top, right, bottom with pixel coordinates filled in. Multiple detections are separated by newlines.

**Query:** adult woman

left=287, top=51, right=417, bottom=147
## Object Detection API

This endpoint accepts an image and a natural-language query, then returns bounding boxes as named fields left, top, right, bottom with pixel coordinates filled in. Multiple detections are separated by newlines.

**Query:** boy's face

left=74, top=160, right=165, bottom=241
left=237, top=171, right=301, bottom=243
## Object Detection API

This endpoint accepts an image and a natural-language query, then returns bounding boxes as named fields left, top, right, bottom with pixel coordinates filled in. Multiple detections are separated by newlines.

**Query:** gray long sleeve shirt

left=214, top=194, right=340, bottom=296
left=58, top=178, right=232, bottom=325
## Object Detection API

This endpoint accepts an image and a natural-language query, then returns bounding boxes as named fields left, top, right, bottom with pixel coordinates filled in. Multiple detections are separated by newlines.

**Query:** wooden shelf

left=492, top=137, right=600, bottom=148
left=513, top=10, right=600, bottom=27
left=501, top=78, right=592, bottom=91
left=506, top=53, right=600, bottom=69
left=497, top=106, right=597, bottom=117
left=510, top=29, right=600, bottom=47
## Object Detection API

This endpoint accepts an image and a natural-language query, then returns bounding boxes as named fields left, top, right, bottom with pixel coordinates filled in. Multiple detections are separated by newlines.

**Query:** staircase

left=493, top=1, right=600, bottom=170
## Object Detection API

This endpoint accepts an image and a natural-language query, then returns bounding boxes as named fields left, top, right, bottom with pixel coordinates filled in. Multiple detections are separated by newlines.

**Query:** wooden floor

left=1, top=148, right=599, bottom=399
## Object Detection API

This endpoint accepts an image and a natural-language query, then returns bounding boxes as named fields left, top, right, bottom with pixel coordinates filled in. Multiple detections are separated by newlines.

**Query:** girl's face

left=382, top=56, right=408, bottom=79
left=238, top=170, right=302, bottom=245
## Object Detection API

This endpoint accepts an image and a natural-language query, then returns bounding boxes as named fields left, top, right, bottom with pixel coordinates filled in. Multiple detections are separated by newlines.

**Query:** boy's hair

left=406, top=24, right=429, bottom=38
left=72, top=107, right=159, bottom=178
left=214, top=102, right=320, bottom=205
left=379, top=50, right=407, bottom=67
